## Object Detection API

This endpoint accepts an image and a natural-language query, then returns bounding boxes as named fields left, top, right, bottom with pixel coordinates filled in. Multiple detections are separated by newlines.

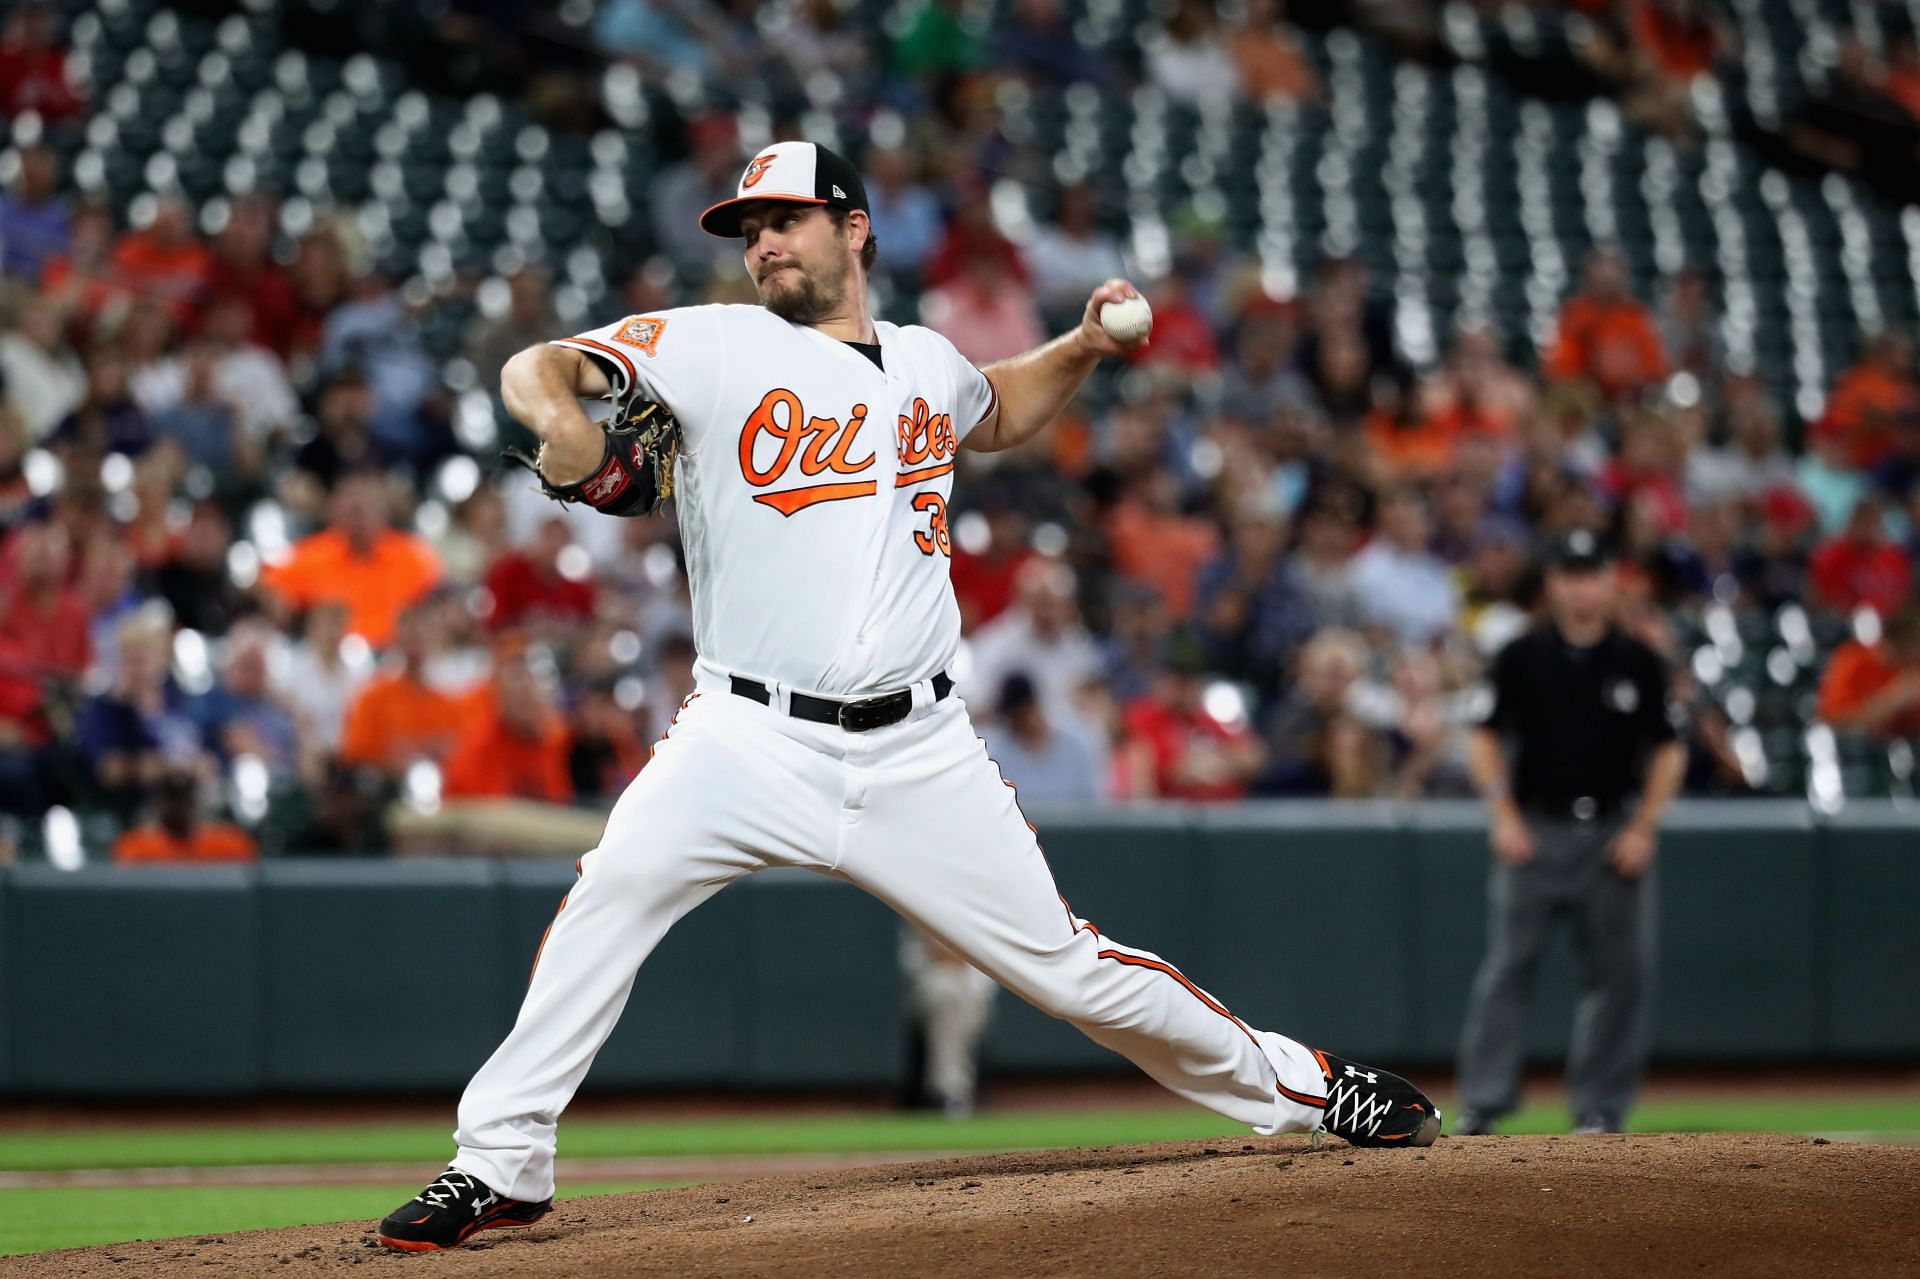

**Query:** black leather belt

left=729, top=672, right=953, bottom=732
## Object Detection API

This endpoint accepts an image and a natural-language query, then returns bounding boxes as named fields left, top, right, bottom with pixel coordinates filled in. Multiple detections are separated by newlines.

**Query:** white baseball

left=1099, top=295, right=1153, bottom=343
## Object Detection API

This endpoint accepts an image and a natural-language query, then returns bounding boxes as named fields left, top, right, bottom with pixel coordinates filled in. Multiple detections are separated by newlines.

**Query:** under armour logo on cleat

left=1345, top=1066, right=1378, bottom=1083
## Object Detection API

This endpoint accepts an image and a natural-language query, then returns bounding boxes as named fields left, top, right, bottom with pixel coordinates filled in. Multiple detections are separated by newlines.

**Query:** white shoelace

left=416, top=1170, right=482, bottom=1209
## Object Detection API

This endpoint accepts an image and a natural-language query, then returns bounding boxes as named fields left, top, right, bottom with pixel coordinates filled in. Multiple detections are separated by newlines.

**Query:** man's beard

left=758, top=260, right=847, bottom=325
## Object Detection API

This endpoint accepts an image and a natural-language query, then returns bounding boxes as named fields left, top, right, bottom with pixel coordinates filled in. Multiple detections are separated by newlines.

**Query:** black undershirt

left=844, top=341, right=884, bottom=370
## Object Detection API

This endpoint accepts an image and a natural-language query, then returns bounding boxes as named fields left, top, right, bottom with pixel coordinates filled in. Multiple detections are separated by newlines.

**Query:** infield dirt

left=4, top=1132, right=1915, bottom=1278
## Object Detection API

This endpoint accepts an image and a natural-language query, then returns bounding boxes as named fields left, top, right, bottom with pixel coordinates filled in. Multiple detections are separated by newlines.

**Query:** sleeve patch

left=613, top=315, right=668, bottom=356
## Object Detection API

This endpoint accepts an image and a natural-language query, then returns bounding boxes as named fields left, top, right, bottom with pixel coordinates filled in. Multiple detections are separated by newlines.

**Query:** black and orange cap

left=699, top=141, right=869, bottom=238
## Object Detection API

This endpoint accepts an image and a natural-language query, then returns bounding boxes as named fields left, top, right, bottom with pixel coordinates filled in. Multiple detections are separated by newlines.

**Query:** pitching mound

left=7, top=1133, right=1917, bottom=1278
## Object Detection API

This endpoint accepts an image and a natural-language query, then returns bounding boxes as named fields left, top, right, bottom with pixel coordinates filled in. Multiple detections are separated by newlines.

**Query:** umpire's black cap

left=1547, top=527, right=1612, bottom=572
left=699, top=141, right=870, bottom=238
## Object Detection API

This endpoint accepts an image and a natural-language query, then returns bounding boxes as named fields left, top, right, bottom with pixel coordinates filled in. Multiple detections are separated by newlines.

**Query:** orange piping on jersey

left=529, top=892, right=570, bottom=980
left=753, top=480, right=878, bottom=516
left=895, top=461, right=955, bottom=486
left=565, top=336, right=638, bottom=390
left=975, top=372, right=1000, bottom=427
left=992, top=744, right=1327, bottom=1111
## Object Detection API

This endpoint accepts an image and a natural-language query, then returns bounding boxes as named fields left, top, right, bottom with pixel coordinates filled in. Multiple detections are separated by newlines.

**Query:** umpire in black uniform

left=1455, top=529, right=1687, bottom=1135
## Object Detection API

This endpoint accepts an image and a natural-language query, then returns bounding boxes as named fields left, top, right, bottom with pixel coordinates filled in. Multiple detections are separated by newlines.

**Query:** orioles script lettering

left=738, top=388, right=879, bottom=516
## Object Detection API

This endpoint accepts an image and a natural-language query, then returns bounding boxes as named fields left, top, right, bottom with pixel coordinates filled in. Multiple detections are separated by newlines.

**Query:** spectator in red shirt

left=441, top=657, right=574, bottom=803
left=949, top=500, right=1033, bottom=632
left=0, top=520, right=90, bottom=681
left=1809, top=496, right=1913, bottom=615
left=0, top=632, right=48, bottom=812
left=109, top=196, right=211, bottom=323
left=285, top=227, right=351, bottom=365
left=0, top=3, right=85, bottom=124
left=1602, top=409, right=1690, bottom=535
left=1547, top=248, right=1669, bottom=403
left=920, top=249, right=1046, bottom=366
left=1115, top=631, right=1263, bottom=800
left=1125, top=273, right=1220, bottom=374
left=199, top=192, right=299, bottom=358
left=920, top=180, right=1028, bottom=290
left=482, top=516, right=599, bottom=633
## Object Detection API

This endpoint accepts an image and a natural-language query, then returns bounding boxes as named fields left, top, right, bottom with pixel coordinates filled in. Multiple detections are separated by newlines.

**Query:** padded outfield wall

left=0, top=801, right=1914, bottom=1097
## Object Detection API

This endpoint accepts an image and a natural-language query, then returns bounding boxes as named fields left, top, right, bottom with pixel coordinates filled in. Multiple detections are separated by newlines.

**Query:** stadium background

left=0, top=0, right=1916, bottom=1260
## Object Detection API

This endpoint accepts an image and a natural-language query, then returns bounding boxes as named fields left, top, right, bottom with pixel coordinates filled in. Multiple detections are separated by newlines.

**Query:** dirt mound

left=6, top=1133, right=1917, bottom=1279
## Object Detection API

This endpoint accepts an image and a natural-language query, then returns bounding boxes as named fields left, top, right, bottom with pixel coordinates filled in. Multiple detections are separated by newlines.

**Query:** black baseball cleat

left=376, top=1167, right=552, bottom=1252
left=1310, top=1049, right=1444, bottom=1148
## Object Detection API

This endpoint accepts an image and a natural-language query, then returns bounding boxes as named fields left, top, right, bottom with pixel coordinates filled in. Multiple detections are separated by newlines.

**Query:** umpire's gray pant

left=1455, top=815, right=1657, bottom=1124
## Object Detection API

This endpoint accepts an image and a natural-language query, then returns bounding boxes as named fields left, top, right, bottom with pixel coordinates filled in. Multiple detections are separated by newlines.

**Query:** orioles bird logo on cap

left=741, top=153, right=777, bottom=189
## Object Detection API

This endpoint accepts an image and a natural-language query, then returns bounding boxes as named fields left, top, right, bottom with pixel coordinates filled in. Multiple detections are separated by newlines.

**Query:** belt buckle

left=1572, top=796, right=1598, bottom=822
left=837, top=695, right=895, bottom=733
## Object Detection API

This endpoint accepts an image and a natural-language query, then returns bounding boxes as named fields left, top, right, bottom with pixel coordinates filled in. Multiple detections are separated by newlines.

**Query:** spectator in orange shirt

left=1631, top=0, right=1728, bottom=79
left=111, top=767, right=259, bottom=864
left=1229, top=0, right=1321, bottom=104
left=337, top=600, right=474, bottom=776
left=1365, top=381, right=1456, bottom=481
left=260, top=470, right=441, bottom=648
left=1106, top=470, right=1221, bottom=621
left=1818, top=604, right=1920, bottom=740
left=1547, top=248, right=1668, bottom=403
left=109, top=196, right=211, bottom=323
left=1419, top=321, right=1534, bottom=441
left=1817, top=330, right=1918, bottom=471
left=1881, top=23, right=1920, bottom=123
left=441, top=657, right=574, bottom=804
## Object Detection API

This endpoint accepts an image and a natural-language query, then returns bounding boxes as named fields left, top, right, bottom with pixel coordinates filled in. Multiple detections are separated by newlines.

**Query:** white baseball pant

left=451, top=661, right=1332, bottom=1202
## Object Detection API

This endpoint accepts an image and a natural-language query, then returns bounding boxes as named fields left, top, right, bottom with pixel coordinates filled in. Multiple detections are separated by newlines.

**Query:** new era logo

left=832, top=184, right=846, bottom=199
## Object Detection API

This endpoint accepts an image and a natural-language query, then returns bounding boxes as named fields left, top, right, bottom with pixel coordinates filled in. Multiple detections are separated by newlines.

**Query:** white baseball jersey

left=443, top=291, right=1360, bottom=1214
left=552, top=305, right=999, bottom=697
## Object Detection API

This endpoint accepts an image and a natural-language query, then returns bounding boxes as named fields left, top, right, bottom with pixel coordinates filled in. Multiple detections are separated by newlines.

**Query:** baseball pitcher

left=377, top=142, right=1440, bottom=1253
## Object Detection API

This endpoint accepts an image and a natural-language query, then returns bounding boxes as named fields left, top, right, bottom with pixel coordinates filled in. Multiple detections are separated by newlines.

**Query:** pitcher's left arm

left=963, top=278, right=1145, bottom=454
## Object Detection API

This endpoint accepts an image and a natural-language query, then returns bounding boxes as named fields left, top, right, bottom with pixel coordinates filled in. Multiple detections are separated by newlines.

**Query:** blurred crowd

left=0, top=0, right=1917, bottom=862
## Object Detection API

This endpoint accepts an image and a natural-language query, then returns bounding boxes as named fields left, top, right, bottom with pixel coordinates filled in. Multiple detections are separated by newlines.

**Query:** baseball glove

left=502, top=398, right=681, bottom=518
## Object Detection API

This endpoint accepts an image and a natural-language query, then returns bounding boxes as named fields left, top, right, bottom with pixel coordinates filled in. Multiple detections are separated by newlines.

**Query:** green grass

left=0, top=1108, right=1244, bottom=1173
left=3, top=1097, right=1918, bottom=1174
left=0, top=1182, right=662, bottom=1258
left=2, top=1095, right=1915, bottom=1258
